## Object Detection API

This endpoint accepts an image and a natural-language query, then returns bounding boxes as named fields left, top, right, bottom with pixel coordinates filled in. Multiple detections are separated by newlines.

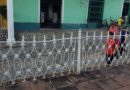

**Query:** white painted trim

left=121, top=0, right=125, bottom=17
left=86, top=0, right=89, bottom=23
left=61, top=0, right=64, bottom=23
left=7, top=0, right=15, bottom=43
left=38, top=0, right=40, bottom=23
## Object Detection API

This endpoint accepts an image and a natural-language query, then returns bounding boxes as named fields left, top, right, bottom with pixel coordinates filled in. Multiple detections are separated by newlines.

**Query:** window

left=88, top=0, right=104, bottom=22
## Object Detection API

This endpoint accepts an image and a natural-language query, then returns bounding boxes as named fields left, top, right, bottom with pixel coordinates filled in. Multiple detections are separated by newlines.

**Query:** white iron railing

left=0, top=29, right=130, bottom=85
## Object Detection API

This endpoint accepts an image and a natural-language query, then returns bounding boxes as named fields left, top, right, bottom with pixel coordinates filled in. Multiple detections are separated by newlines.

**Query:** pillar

left=7, top=0, right=15, bottom=43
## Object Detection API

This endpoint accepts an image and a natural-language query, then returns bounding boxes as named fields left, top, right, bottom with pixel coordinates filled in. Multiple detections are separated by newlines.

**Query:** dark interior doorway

left=87, top=0, right=104, bottom=28
left=122, top=3, right=130, bottom=24
left=122, top=3, right=129, bottom=16
left=40, top=0, right=62, bottom=28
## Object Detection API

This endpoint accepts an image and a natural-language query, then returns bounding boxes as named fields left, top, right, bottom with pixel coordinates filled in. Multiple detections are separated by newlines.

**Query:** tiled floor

left=1, top=64, right=130, bottom=90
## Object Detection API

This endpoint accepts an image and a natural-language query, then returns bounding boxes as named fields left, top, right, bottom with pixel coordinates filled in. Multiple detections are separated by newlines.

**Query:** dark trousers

left=106, top=51, right=119, bottom=64
left=119, top=43, right=126, bottom=56
left=106, top=54, right=114, bottom=64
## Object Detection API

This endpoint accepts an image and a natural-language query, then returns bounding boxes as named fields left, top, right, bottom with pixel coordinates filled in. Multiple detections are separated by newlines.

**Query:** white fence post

left=77, top=29, right=81, bottom=74
left=21, top=35, right=25, bottom=47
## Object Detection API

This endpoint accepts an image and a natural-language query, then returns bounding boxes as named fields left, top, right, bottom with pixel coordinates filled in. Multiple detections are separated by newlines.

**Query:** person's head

left=109, top=32, right=114, bottom=36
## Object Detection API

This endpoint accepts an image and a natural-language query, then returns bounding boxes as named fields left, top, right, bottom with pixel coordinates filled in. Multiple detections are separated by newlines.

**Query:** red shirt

left=114, top=37, right=120, bottom=48
left=106, top=38, right=115, bottom=55
left=109, top=26, right=118, bottom=34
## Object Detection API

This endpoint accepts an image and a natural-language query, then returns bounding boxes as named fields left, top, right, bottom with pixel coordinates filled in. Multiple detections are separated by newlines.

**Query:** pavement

left=16, top=28, right=108, bottom=41
left=0, top=64, right=130, bottom=90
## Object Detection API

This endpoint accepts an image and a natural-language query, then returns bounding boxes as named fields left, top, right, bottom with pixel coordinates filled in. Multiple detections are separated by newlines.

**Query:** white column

left=38, top=0, right=40, bottom=23
left=61, top=0, right=64, bottom=23
left=77, top=29, right=81, bottom=74
left=86, top=0, right=89, bottom=23
left=7, top=0, right=15, bottom=43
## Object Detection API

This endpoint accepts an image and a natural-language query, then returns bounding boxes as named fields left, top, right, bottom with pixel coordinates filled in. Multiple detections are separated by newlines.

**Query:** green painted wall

left=103, top=0, right=124, bottom=21
left=63, top=0, right=88, bottom=24
left=13, top=0, right=39, bottom=23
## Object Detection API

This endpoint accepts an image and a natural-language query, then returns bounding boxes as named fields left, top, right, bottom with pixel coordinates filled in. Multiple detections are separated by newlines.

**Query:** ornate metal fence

left=0, top=30, right=130, bottom=85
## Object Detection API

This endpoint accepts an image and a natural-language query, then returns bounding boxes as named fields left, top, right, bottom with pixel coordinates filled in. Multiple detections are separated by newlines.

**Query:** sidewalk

left=17, top=28, right=108, bottom=41
left=1, top=64, right=130, bottom=90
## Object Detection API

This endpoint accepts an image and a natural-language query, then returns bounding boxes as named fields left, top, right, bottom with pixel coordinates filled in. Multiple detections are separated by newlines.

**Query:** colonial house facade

left=0, top=0, right=130, bottom=41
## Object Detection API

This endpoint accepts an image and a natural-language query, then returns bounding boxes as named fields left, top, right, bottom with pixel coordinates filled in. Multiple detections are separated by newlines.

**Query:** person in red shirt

left=106, top=36, right=116, bottom=64
left=107, top=23, right=120, bottom=60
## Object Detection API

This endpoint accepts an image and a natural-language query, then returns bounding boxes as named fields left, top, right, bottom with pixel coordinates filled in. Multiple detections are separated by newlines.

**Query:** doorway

left=87, top=0, right=104, bottom=28
left=122, top=3, right=130, bottom=24
left=122, top=3, right=129, bottom=16
left=40, top=0, right=62, bottom=28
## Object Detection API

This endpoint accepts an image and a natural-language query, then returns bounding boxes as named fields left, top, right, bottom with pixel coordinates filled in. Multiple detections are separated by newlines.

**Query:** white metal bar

left=77, top=29, right=81, bottom=74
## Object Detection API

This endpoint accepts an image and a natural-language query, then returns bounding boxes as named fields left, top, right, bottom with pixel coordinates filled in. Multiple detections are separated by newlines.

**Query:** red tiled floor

left=117, top=86, right=130, bottom=90
left=0, top=87, right=6, bottom=90
left=30, top=80, right=51, bottom=90
left=0, top=64, right=130, bottom=90
left=4, top=81, right=31, bottom=90
left=68, top=74, right=89, bottom=84
left=76, top=81, right=102, bottom=90
left=99, top=67, right=123, bottom=78
left=96, top=79, right=121, bottom=90
left=113, top=74, right=130, bottom=86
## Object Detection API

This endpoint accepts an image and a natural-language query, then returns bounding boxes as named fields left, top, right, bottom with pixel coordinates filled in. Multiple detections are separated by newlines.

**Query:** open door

left=40, top=0, right=62, bottom=28
left=122, top=3, right=130, bottom=25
